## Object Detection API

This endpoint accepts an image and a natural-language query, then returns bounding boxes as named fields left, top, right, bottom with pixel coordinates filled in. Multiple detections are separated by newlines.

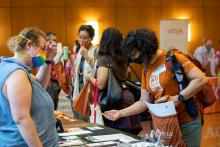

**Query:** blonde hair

left=7, top=27, right=46, bottom=52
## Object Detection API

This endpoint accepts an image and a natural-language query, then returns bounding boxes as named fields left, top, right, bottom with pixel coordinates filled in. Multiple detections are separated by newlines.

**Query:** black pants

left=47, top=80, right=61, bottom=110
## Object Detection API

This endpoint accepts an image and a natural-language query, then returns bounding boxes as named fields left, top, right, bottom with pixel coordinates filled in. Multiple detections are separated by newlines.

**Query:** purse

left=72, top=81, right=92, bottom=118
left=99, top=59, right=123, bottom=111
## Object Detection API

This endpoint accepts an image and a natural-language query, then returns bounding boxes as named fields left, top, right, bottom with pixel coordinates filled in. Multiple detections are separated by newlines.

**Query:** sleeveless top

left=0, top=57, right=58, bottom=147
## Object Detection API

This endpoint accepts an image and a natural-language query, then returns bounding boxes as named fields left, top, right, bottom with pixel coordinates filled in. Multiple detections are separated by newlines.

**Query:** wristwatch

left=178, top=94, right=185, bottom=102
left=45, top=59, right=53, bottom=64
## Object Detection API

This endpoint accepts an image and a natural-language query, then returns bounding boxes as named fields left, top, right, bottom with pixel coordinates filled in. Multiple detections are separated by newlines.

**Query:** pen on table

left=59, top=140, right=70, bottom=144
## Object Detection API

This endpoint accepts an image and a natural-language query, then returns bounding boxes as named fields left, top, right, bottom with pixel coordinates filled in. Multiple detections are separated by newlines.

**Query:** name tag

left=150, top=64, right=166, bottom=92
left=151, top=64, right=166, bottom=76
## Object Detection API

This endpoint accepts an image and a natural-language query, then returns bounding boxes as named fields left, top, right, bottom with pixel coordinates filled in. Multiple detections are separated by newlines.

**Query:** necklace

left=78, top=57, right=85, bottom=75
left=78, top=66, right=84, bottom=75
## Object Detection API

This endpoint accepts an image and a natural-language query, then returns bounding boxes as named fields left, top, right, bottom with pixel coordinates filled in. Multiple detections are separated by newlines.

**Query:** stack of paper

left=59, top=140, right=85, bottom=146
left=62, top=135, right=79, bottom=140
left=87, top=141, right=117, bottom=147
left=87, top=126, right=103, bottom=131
left=86, top=133, right=138, bottom=143
left=58, top=128, right=92, bottom=137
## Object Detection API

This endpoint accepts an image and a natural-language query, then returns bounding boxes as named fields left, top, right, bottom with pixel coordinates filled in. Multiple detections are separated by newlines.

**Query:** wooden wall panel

left=0, top=8, right=11, bottom=56
left=66, top=6, right=115, bottom=49
left=161, top=0, right=202, bottom=7
left=115, top=7, right=161, bottom=80
left=65, top=0, right=114, bottom=6
left=11, top=0, right=65, bottom=7
left=115, top=0, right=160, bottom=7
left=0, top=0, right=10, bottom=7
left=203, top=7, right=220, bottom=51
left=115, top=7, right=160, bottom=34
left=11, top=7, right=66, bottom=44
left=0, top=0, right=219, bottom=74
left=116, top=7, right=147, bottom=33
left=203, top=0, right=220, bottom=7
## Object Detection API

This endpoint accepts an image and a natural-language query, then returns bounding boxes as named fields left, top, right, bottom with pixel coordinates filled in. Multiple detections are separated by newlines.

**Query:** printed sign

left=160, top=19, right=189, bottom=53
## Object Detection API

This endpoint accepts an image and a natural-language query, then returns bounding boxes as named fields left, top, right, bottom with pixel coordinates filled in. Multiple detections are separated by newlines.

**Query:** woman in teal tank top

left=0, top=27, right=58, bottom=147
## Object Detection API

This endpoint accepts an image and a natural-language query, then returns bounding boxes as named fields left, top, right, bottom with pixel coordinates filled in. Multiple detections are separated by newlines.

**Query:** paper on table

left=87, top=141, right=117, bottom=147
left=58, top=128, right=92, bottom=137
left=86, top=133, right=138, bottom=143
left=59, top=139, right=84, bottom=146
left=131, top=142, right=156, bottom=147
left=62, top=135, right=79, bottom=140
left=67, top=127, right=85, bottom=132
left=87, top=126, right=103, bottom=131
left=58, top=131, right=92, bottom=137
left=146, top=101, right=176, bottom=117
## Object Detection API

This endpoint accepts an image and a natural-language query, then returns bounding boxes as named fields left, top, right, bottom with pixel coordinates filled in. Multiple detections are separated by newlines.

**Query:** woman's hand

left=103, top=110, right=121, bottom=121
left=85, top=74, right=92, bottom=81
left=168, top=95, right=180, bottom=107
left=156, top=95, right=180, bottom=107
left=80, top=46, right=89, bottom=59
left=46, top=41, right=57, bottom=61
left=156, top=95, right=169, bottom=103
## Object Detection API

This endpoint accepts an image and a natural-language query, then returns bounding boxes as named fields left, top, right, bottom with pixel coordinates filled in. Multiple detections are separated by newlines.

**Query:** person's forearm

left=180, top=76, right=208, bottom=100
left=17, top=117, right=42, bottom=147
left=120, top=101, right=147, bottom=117
left=36, top=63, right=52, bottom=89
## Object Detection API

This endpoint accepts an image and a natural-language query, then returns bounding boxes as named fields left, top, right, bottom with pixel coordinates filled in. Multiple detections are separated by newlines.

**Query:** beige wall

left=1, top=0, right=220, bottom=78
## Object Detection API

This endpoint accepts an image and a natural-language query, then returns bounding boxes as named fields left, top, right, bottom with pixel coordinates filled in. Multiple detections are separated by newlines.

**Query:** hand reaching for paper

left=168, top=95, right=180, bottom=107
left=103, top=110, right=121, bottom=121
left=156, top=95, right=169, bottom=103
left=156, top=95, right=180, bottom=107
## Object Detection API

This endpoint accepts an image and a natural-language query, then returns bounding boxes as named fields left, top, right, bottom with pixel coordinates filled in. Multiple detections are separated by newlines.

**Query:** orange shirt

left=142, top=50, right=200, bottom=124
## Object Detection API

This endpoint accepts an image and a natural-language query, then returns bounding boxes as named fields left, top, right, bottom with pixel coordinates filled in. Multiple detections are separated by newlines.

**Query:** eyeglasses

left=19, top=34, right=46, bottom=51
left=32, top=43, right=46, bottom=51
left=78, top=35, right=90, bottom=41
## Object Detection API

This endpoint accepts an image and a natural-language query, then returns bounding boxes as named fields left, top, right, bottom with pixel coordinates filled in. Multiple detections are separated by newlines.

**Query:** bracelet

left=45, top=60, right=53, bottom=64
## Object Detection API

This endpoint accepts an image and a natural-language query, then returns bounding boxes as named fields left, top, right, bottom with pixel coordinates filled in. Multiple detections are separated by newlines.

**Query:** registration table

left=56, top=112, right=159, bottom=147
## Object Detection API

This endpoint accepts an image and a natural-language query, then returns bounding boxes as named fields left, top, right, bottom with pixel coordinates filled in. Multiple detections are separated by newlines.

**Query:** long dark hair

left=74, top=40, right=81, bottom=53
left=98, top=27, right=128, bottom=66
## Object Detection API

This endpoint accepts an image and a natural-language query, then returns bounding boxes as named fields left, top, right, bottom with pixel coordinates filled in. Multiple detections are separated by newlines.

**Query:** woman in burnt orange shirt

left=103, top=28, right=207, bottom=147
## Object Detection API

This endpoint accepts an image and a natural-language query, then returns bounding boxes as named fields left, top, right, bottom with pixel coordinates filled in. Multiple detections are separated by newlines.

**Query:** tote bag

left=151, top=113, right=186, bottom=147
left=72, top=81, right=91, bottom=118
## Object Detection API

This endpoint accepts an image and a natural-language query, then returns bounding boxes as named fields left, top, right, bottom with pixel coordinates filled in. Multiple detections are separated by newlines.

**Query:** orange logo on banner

left=168, top=28, right=184, bottom=35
